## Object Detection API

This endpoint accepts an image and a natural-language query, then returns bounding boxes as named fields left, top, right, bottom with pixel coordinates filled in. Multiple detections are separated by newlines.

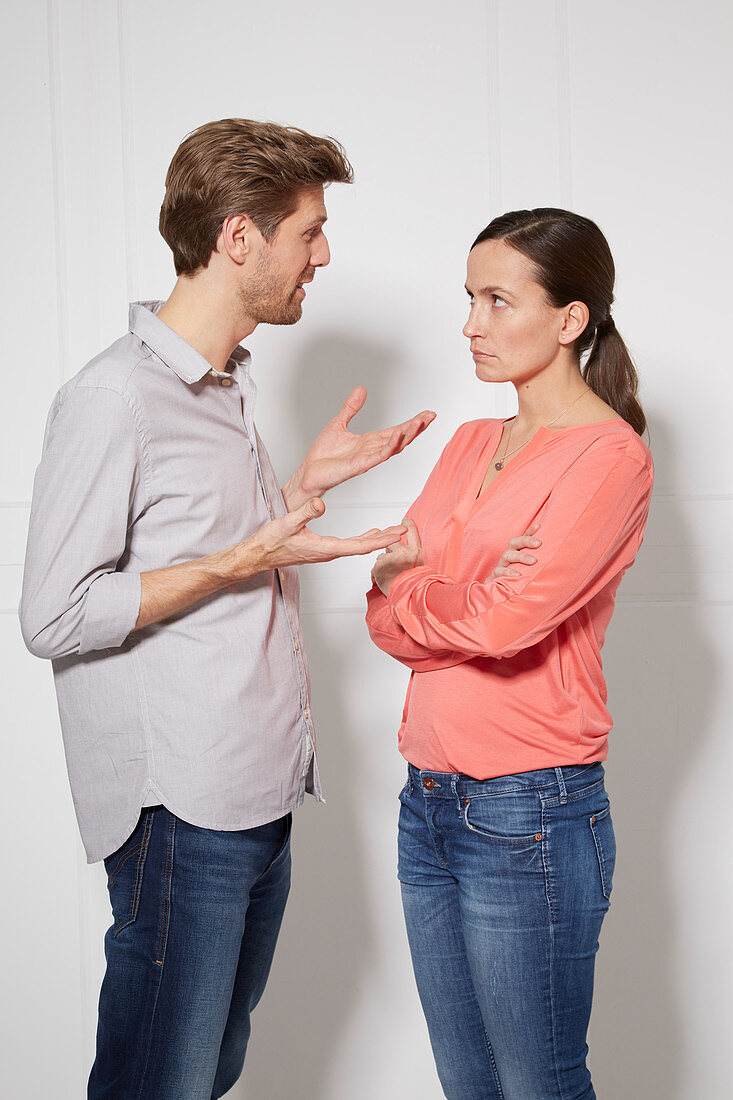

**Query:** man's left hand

left=282, top=387, right=435, bottom=511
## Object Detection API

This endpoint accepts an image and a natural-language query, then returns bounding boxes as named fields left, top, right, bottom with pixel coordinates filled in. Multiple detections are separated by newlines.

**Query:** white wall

left=2, top=1, right=732, bottom=1096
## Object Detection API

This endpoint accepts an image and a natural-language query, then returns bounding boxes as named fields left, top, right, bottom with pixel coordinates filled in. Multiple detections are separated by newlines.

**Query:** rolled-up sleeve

left=385, top=442, right=652, bottom=660
left=19, top=385, right=147, bottom=659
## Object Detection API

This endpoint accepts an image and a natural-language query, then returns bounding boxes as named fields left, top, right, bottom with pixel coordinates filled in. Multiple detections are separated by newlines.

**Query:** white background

left=2, top=1, right=732, bottom=1097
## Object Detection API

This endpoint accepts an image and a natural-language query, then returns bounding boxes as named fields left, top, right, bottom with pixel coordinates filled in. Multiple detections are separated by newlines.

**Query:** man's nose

left=311, top=233, right=331, bottom=268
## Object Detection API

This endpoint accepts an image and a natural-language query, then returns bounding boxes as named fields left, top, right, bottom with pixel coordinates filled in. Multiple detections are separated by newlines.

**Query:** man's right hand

left=240, top=497, right=406, bottom=573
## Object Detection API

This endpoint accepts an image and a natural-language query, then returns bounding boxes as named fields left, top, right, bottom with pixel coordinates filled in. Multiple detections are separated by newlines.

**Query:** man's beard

left=240, top=249, right=313, bottom=326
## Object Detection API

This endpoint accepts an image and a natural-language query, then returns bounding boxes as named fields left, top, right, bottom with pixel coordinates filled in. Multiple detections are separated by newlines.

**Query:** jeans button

left=422, top=777, right=435, bottom=790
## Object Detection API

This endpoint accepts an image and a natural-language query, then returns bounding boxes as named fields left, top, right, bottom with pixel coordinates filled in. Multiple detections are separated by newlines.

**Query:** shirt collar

left=129, top=300, right=252, bottom=384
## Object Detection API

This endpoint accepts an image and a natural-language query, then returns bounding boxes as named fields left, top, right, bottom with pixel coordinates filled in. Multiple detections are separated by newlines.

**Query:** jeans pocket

left=105, top=809, right=155, bottom=937
left=398, top=771, right=413, bottom=802
left=256, top=812, right=293, bottom=882
left=589, top=804, right=616, bottom=901
left=462, top=792, right=543, bottom=847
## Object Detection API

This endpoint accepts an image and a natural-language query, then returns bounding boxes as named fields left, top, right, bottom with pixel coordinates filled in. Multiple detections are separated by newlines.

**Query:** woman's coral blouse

left=366, top=417, right=653, bottom=778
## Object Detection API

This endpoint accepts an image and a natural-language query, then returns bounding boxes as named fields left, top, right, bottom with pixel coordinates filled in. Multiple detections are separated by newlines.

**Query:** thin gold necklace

left=494, top=389, right=591, bottom=471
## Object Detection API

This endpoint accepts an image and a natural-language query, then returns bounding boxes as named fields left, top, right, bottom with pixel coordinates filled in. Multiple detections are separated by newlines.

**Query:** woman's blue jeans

left=398, top=762, right=615, bottom=1100
left=88, top=806, right=291, bottom=1099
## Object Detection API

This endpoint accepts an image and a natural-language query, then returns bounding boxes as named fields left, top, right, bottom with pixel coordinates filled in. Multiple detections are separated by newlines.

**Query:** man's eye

left=493, top=295, right=507, bottom=307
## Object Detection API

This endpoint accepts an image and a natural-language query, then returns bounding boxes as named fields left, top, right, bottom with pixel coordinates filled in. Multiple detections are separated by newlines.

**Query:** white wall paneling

left=3, top=1, right=732, bottom=1097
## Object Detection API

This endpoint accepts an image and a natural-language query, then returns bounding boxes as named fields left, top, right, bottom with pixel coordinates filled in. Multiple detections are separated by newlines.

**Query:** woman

left=366, top=208, right=652, bottom=1100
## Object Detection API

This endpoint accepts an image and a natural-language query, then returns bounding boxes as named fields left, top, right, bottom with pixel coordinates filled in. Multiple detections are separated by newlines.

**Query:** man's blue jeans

left=398, top=762, right=615, bottom=1100
left=88, top=806, right=292, bottom=1099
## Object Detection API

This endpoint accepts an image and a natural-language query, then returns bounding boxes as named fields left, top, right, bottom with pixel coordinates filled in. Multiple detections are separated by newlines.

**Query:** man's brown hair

left=159, top=118, right=354, bottom=276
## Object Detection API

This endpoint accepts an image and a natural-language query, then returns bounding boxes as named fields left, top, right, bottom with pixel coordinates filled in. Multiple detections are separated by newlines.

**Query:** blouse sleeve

left=365, top=429, right=470, bottom=671
left=385, top=436, right=653, bottom=660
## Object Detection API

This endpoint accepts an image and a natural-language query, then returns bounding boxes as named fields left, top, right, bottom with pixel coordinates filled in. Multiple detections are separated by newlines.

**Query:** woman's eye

left=493, top=295, right=507, bottom=307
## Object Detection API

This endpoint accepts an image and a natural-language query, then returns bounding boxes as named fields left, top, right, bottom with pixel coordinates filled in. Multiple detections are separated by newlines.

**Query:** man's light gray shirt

left=20, top=302, right=321, bottom=863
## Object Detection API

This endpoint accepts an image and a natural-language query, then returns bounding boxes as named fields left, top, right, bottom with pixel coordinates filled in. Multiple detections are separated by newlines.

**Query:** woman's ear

left=559, top=301, right=590, bottom=345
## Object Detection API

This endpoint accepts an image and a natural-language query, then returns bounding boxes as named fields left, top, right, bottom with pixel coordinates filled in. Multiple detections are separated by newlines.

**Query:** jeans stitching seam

left=111, top=811, right=155, bottom=936
left=590, top=812, right=611, bottom=900
left=133, top=813, right=172, bottom=1100
left=540, top=802, right=557, bottom=925
left=254, top=814, right=292, bottom=883
left=548, top=911, right=567, bottom=1100
left=129, top=812, right=154, bottom=918
left=155, top=813, right=176, bottom=964
left=107, top=843, right=142, bottom=890
left=483, top=1024, right=505, bottom=1099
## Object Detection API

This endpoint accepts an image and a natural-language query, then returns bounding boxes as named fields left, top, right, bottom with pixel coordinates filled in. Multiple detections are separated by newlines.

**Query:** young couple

left=21, top=118, right=652, bottom=1099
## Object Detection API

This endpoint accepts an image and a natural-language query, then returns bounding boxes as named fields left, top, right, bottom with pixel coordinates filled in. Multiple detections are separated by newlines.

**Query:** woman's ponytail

left=583, top=318, right=646, bottom=436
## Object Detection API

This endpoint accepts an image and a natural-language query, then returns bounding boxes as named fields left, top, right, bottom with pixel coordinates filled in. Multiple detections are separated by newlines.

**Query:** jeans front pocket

left=105, top=809, right=155, bottom=937
left=462, top=791, right=543, bottom=848
left=589, top=803, right=616, bottom=901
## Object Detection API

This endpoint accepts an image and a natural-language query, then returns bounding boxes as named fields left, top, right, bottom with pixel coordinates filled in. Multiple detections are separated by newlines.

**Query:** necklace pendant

left=494, top=461, right=504, bottom=471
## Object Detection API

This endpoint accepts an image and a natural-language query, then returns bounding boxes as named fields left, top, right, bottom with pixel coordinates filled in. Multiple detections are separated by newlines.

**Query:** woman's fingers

left=509, top=534, right=541, bottom=551
left=499, top=548, right=537, bottom=566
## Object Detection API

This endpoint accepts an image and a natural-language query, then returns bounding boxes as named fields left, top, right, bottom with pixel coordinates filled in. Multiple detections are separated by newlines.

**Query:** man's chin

left=255, top=307, right=302, bottom=327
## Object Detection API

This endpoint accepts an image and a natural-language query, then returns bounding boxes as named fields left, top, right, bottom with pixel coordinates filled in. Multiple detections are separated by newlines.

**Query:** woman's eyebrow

left=465, top=284, right=512, bottom=296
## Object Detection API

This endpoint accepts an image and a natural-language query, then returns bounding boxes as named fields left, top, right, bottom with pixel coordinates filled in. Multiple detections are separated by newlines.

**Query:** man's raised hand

left=282, top=387, right=436, bottom=511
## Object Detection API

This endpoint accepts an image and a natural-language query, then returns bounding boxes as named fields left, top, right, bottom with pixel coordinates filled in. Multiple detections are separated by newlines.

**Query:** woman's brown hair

left=472, top=209, right=646, bottom=435
left=160, top=118, right=354, bottom=277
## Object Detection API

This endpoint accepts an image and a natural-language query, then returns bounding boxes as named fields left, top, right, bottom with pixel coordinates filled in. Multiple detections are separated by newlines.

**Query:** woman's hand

left=489, top=524, right=542, bottom=579
left=372, top=517, right=424, bottom=596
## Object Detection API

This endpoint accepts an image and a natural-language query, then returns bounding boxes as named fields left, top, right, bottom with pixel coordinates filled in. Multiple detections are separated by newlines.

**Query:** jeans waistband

left=406, top=761, right=604, bottom=801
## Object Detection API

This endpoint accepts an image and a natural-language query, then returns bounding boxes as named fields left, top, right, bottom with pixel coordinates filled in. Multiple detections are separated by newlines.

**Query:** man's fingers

left=289, top=496, right=325, bottom=531
left=326, top=524, right=408, bottom=557
left=391, top=411, right=436, bottom=451
left=337, top=386, right=368, bottom=427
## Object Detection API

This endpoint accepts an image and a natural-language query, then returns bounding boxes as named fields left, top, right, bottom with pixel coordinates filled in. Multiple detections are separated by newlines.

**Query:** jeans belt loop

left=554, top=766, right=568, bottom=805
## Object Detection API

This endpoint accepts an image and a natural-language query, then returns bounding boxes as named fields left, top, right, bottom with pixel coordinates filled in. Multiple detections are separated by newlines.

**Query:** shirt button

left=293, top=641, right=300, bottom=651
left=304, top=709, right=310, bottom=720
left=422, top=777, right=435, bottom=790
left=221, top=377, right=232, bottom=387
left=267, top=503, right=273, bottom=515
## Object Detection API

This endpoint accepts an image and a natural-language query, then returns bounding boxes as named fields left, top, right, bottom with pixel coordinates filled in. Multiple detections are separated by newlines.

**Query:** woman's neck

left=509, top=362, right=590, bottom=433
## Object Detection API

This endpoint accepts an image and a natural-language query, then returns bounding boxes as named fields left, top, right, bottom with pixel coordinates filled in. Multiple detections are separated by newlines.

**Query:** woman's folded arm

left=386, top=442, right=652, bottom=660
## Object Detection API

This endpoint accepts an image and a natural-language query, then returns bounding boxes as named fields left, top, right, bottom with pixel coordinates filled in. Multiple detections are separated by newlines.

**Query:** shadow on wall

left=588, top=414, right=717, bottom=1099
left=234, top=332, right=407, bottom=1099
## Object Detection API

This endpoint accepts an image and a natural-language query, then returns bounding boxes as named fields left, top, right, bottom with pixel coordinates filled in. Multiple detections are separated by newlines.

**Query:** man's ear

left=218, top=213, right=258, bottom=266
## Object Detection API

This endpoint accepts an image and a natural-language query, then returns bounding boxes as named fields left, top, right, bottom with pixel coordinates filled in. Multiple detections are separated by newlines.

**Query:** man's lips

left=295, top=276, right=314, bottom=297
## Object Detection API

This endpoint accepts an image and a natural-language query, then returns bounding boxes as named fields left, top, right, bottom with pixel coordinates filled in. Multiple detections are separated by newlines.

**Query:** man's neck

left=156, top=274, right=257, bottom=373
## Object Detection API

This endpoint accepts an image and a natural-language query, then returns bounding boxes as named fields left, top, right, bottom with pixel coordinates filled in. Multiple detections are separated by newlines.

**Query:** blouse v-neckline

left=470, top=416, right=626, bottom=513
left=470, top=419, right=547, bottom=512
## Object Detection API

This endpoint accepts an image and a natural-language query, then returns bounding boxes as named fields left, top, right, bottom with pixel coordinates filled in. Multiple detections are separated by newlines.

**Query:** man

left=19, top=118, right=434, bottom=1099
